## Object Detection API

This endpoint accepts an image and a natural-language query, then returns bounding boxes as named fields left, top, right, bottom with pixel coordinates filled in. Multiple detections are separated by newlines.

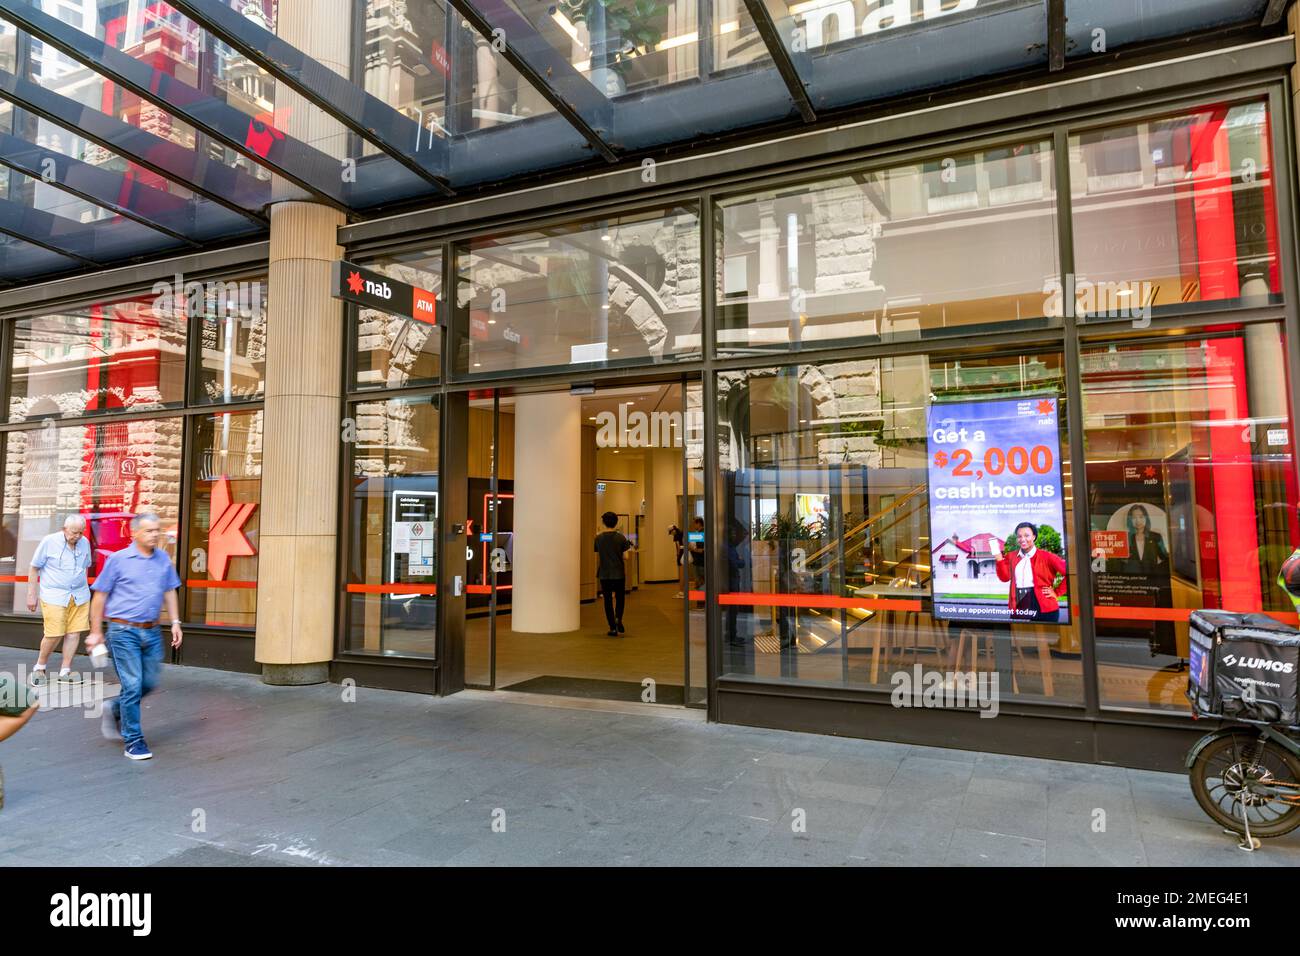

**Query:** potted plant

left=753, top=504, right=827, bottom=661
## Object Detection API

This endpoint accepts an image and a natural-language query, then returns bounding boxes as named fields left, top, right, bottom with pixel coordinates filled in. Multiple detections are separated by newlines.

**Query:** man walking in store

left=595, top=511, right=633, bottom=637
left=85, top=513, right=183, bottom=761
left=26, top=514, right=93, bottom=686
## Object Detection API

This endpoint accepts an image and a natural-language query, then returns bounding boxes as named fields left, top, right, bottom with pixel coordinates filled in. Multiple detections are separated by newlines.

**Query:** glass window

left=353, top=251, right=441, bottom=389
left=30, top=1, right=279, bottom=181
left=186, top=410, right=261, bottom=627
left=345, top=395, right=440, bottom=658
left=716, top=140, right=1058, bottom=356
left=759, top=0, right=1051, bottom=115
left=9, top=295, right=187, bottom=422
left=1066, top=0, right=1270, bottom=64
left=1069, top=101, right=1281, bottom=315
left=454, top=206, right=701, bottom=376
left=1081, top=327, right=1297, bottom=713
left=362, top=0, right=449, bottom=133
left=194, top=277, right=267, bottom=404
left=26, top=31, right=272, bottom=186
left=717, top=351, right=1082, bottom=704
left=363, top=0, right=558, bottom=136
left=0, top=417, right=183, bottom=615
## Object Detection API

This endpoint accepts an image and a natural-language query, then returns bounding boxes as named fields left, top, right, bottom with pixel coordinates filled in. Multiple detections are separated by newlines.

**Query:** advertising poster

left=1087, top=460, right=1176, bottom=655
left=926, top=395, right=1069, bottom=624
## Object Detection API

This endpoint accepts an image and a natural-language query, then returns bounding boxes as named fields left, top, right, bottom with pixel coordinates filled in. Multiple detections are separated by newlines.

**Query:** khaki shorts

left=41, top=598, right=90, bottom=638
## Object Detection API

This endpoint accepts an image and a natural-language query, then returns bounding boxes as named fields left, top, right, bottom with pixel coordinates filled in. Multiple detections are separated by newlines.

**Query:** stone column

left=511, top=393, right=582, bottom=633
left=257, top=202, right=344, bottom=684
left=255, top=0, right=350, bottom=683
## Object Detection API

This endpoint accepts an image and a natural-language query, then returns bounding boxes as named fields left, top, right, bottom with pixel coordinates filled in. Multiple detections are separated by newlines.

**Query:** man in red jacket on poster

left=996, top=522, right=1067, bottom=623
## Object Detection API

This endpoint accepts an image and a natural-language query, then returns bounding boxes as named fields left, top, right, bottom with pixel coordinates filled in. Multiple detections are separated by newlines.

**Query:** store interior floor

left=465, top=586, right=1189, bottom=712
left=465, top=581, right=706, bottom=705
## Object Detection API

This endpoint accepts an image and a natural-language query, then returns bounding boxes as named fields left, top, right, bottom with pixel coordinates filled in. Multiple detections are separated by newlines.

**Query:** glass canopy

left=0, top=0, right=1274, bottom=282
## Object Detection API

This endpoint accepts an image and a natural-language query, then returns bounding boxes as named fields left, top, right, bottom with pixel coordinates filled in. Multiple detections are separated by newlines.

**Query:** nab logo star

left=347, top=270, right=365, bottom=295
left=208, top=477, right=257, bottom=581
left=1036, top=399, right=1055, bottom=415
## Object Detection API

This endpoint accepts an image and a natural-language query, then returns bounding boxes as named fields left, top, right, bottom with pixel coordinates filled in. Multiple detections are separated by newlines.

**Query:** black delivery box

left=1188, top=609, right=1300, bottom=726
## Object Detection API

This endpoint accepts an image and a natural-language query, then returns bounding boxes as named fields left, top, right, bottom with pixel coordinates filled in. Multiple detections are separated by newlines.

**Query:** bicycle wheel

left=1189, top=731, right=1300, bottom=839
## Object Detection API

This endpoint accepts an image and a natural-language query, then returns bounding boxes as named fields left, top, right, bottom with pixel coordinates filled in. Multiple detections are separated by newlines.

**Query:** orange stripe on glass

left=716, top=592, right=922, bottom=611
left=346, top=583, right=438, bottom=595
left=1092, top=606, right=1300, bottom=625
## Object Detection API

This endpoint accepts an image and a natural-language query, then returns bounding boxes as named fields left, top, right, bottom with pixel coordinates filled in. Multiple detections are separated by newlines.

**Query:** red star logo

left=244, top=113, right=285, bottom=158
left=1036, top=399, right=1054, bottom=415
left=1143, top=466, right=1156, bottom=478
left=208, top=477, right=257, bottom=582
left=347, top=270, right=365, bottom=295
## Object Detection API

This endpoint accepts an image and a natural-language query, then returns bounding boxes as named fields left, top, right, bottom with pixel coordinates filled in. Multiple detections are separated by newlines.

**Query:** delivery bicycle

left=1185, top=608, right=1300, bottom=850
left=1187, top=721, right=1300, bottom=848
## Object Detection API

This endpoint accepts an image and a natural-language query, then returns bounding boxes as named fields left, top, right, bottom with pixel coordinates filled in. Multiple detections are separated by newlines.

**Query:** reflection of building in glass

left=458, top=208, right=702, bottom=374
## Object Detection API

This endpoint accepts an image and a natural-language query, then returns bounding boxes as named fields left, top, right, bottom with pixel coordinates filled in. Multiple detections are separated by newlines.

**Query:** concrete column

left=646, top=446, right=682, bottom=582
left=254, top=0, right=351, bottom=683
left=512, top=393, right=582, bottom=633
left=256, top=202, right=345, bottom=683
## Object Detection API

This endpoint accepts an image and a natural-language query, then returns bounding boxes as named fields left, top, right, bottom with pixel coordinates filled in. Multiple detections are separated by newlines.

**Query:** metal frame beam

left=1048, top=0, right=1066, bottom=71
left=0, top=67, right=268, bottom=224
left=742, top=0, right=817, bottom=122
left=0, top=240, right=269, bottom=316
left=0, top=231, right=83, bottom=277
left=0, top=199, right=106, bottom=266
left=0, top=0, right=349, bottom=209
left=442, top=0, right=619, bottom=162
left=0, top=132, right=200, bottom=247
left=166, top=0, right=454, bottom=197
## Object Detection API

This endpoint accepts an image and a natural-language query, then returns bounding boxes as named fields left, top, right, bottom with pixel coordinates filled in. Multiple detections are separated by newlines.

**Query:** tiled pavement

left=0, top=647, right=1297, bottom=867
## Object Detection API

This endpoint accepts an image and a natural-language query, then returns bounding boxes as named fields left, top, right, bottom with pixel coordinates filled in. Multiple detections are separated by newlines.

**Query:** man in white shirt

left=26, top=515, right=93, bottom=686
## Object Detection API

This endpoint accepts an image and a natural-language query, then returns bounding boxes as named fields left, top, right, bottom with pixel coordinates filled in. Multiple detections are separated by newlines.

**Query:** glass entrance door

left=461, top=378, right=703, bottom=706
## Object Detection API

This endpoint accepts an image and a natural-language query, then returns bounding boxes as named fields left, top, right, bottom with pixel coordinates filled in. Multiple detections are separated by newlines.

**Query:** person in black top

left=594, top=511, right=633, bottom=636
left=668, top=524, right=685, bottom=597
left=688, top=517, right=706, bottom=607
left=1123, top=504, right=1168, bottom=574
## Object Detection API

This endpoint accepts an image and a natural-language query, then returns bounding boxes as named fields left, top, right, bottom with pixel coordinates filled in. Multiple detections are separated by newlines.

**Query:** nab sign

left=331, top=259, right=439, bottom=326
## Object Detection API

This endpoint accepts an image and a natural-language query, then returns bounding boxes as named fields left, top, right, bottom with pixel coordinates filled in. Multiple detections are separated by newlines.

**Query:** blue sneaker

left=123, top=740, right=152, bottom=761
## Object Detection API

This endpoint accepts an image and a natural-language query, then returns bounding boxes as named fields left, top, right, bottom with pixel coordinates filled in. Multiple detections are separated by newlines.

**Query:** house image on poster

left=932, top=532, right=1004, bottom=582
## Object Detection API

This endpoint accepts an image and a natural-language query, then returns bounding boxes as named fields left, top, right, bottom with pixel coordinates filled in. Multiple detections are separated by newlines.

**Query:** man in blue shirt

left=26, top=515, right=92, bottom=686
left=86, top=513, right=183, bottom=761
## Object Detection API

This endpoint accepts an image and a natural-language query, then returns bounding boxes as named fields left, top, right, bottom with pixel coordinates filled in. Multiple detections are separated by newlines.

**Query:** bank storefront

left=328, top=63, right=1300, bottom=768
left=0, top=0, right=1294, bottom=769
left=0, top=277, right=266, bottom=669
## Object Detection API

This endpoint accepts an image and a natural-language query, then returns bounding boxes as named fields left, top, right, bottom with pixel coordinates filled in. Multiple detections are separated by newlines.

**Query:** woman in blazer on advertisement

left=996, top=522, right=1067, bottom=623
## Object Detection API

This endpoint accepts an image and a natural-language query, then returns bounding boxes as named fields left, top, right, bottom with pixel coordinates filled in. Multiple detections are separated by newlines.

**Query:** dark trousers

left=599, top=578, right=625, bottom=630
left=1015, top=587, right=1059, bottom=623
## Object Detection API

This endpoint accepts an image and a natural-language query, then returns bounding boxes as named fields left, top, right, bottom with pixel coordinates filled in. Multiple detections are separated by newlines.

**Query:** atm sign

left=412, top=287, right=438, bottom=325
left=331, top=259, right=440, bottom=326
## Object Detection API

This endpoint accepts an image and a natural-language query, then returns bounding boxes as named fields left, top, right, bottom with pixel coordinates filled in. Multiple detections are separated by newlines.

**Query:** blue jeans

left=107, top=623, right=163, bottom=748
